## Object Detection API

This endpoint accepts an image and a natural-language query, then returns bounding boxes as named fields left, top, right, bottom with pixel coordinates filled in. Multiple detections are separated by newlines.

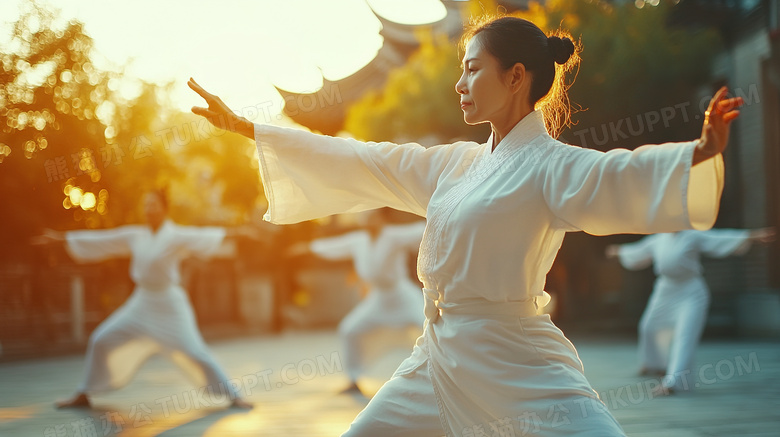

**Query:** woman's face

left=455, top=36, right=515, bottom=126
left=143, top=193, right=167, bottom=226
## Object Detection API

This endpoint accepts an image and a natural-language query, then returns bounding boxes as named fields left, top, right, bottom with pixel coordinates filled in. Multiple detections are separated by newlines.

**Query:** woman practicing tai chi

left=606, top=227, right=774, bottom=396
left=35, top=190, right=254, bottom=409
left=189, top=14, right=741, bottom=437
left=289, top=209, right=426, bottom=395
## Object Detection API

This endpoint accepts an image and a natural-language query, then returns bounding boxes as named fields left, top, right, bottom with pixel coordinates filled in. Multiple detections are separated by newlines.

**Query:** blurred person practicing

left=606, top=227, right=775, bottom=395
left=189, top=13, right=742, bottom=436
left=33, top=189, right=256, bottom=409
left=289, top=209, right=426, bottom=396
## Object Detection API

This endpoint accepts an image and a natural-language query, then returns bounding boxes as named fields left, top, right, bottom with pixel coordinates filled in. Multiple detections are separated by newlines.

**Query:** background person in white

left=606, top=227, right=775, bottom=395
left=289, top=209, right=426, bottom=395
left=188, top=14, right=742, bottom=437
left=34, top=190, right=255, bottom=409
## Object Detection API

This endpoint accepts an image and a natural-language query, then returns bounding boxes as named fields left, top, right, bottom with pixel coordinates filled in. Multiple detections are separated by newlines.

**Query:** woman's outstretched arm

left=187, top=78, right=474, bottom=224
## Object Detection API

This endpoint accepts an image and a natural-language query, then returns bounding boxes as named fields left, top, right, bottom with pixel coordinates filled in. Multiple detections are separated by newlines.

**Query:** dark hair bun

left=547, top=36, right=575, bottom=65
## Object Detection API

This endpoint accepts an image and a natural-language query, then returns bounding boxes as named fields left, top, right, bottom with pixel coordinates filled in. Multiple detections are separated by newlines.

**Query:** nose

left=455, top=72, right=467, bottom=95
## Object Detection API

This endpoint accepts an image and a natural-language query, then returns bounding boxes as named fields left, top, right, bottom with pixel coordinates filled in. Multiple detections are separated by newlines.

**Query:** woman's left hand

left=188, top=78, right=254, bottom=139
left=693, top=86, right=744, bottom=165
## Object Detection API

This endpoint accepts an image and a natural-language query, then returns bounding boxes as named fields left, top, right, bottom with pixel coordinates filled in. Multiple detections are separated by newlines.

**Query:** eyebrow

left=461, top=57, right=479, bottom=67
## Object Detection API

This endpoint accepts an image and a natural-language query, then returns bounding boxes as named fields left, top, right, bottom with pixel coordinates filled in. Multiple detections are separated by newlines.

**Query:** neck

left=149, top=219, right=165, bottom=233
left=490, top=106, right=533, bottom=151
left=368, top=227, right=382, bottom=239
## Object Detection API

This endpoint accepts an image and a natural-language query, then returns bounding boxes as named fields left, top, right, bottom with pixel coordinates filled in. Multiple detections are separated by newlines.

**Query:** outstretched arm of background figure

left=696, top=227, right=775, bottom=257
left=693, top=86, right=744, bottom=166
left=308, top=232, right=360, bottom=261
left=188, top=78, right=254, bottom=139
left=606, top=235, right=657, bottom=271
left=224, top=225, right=263, bottom=241
left=285, top=241, right=311, bottom=258
left=33, top=227, right=137, bottom=262
left=30, top=229, right=66, bottom=245
left=749, top=227, right=776, bottom=244
left=604, top=244, right=620, bottom=259
left=387, top=221, right=427, bottom=252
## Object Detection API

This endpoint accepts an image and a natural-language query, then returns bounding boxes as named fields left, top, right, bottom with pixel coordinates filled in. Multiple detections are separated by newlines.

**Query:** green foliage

left=532, top=0, right=722, bottom=149
left=344, top=0, right=720, bottom=149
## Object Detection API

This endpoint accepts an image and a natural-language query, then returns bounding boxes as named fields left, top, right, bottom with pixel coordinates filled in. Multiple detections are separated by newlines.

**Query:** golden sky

left=0, top=0, right=449, bottom=122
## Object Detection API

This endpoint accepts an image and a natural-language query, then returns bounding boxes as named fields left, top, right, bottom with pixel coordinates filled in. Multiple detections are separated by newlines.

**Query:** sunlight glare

left=1, top=0, right=452, bottom=119
left=367, top=0, right=447, bottom=25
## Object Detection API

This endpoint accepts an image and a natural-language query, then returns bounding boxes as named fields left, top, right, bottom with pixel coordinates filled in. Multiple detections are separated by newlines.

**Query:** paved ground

left=0, top=330, right=778, bottom=437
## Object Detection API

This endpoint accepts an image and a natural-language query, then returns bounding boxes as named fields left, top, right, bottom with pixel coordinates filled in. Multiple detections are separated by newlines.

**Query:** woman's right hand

left=188, top=78, right=254, bottom=139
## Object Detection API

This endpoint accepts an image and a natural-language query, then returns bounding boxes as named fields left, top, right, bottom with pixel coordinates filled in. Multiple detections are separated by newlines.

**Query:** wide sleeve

left=65, top=226, right=139, bottom=262
left=173, top=226, right=227, bottom=258
left=694, top=229, right=752, bottom=258
left=309, top=232, right=359, bottom=261
left=254, top=124, right=470, bottom=224
left=616, top=235, right=658, bottom=271
left=543, top=140, right=724, bottom=236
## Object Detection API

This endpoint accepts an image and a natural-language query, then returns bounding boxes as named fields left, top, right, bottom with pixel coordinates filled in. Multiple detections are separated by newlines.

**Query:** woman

left=189, top=15, right=741, bottom=437
left=606, top=227, right=774, bottom=396
left=36, top=190, right=254, bottom=409
left=290, top=209, right=426, bottom=395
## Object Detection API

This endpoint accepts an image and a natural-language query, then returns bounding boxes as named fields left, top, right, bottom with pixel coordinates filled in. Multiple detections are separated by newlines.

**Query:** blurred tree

left=0, top=2, right=114, bottom=248
left=0, top=2, right=264, bottom=258
left=164, top=110, right=262, bottom=226
left=344, top=0, right=720, bottom=149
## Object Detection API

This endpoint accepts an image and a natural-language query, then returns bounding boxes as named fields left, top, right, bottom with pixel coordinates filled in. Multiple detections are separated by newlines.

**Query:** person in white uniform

left=35, top=190, right=254, bottom=409
left=606, top=228, right=774, bottom=395
left=291, top=209, right=426, bottom=394
left=188, top=14, right=743, bottom=437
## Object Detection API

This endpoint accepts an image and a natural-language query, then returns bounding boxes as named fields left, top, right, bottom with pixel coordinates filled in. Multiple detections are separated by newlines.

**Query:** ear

left=506, top=63, right=526, bottom=94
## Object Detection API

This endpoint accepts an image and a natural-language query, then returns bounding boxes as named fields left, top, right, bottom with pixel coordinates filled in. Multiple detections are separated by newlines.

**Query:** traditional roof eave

left=275, top=1, right=469, bottom=135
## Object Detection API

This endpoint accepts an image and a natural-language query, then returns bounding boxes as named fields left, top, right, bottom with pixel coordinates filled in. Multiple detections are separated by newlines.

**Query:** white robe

left=309, top=222, right=426, bottom=382
left=616, top=230, right=750, bottom=391
left=254, top=110, right=723, bottom=436
left=65, top=219, right=240, bottom=400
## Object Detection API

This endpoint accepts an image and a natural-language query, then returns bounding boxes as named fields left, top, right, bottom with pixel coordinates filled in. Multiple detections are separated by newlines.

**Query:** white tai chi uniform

left=615, top=230, right=750, bottom=391
left=65, top=219, right=240, bottom=400
left=253, top=110, right=723, bottom=436
left=309, top=222, right=426, bottom=383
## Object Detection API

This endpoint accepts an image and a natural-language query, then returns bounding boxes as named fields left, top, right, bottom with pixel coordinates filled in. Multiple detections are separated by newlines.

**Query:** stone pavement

left=0, top=330, right=778, bottom=437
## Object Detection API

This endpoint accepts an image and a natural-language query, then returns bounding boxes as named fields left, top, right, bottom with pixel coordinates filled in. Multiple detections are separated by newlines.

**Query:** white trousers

left=77, top=285, right=239, bottom=400
left=638, top=275, right=710, bottom=391
left=338, top=284, right=425, bottom=382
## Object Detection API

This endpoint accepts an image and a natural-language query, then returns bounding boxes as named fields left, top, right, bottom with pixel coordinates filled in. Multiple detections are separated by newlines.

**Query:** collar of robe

left=485, top=110, right=549, bottom=156
left=149, top=219, right=174, bottom=236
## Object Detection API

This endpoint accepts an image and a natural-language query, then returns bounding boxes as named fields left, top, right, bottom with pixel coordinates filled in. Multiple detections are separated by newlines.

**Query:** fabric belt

left=423, top=288, right=539, bottom=323
left=136, top=283, right=176, bottom=293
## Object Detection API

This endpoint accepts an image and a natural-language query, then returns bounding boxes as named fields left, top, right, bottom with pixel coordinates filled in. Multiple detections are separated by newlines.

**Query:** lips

left=460, top=102, right=472, bottom=109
